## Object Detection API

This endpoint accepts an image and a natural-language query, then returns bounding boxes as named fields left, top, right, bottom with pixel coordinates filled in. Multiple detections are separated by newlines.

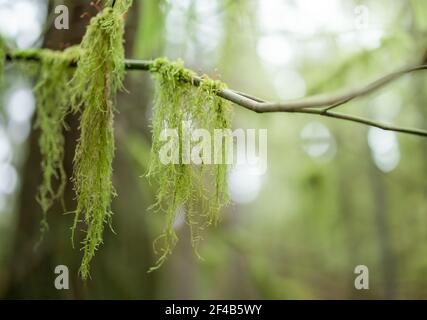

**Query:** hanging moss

left=147, top=58, right=232, bottom=271
left=34, top=47, right=80, bottom=238
left=69, top=1, right=131, bottom=280
left=3, top=0, right=231, bottom=278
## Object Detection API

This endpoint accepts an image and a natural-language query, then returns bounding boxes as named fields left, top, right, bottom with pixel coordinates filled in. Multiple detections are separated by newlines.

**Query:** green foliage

left=147, top=58, right=232, bottom=271
left=69, top=1, right=131, bottom=280
left=34, top=47, right=79, bottom=237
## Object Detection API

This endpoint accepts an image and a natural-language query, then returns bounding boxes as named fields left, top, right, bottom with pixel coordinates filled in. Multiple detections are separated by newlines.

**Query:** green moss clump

left=147, top=58, right=232, bottom=271
left=69, top=1, right=131, bottom=280
left=34, top=47, right=80, bottom=237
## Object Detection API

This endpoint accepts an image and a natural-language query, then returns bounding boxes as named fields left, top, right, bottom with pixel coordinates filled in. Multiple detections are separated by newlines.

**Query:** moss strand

left=69, top=1, right=131, bottom=280
left=33, top=47, right=80, bottom=240
left=147, top=58, right=232, bottom=271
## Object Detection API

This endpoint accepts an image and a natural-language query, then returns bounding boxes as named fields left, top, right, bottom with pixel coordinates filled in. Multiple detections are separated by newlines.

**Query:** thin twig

left=5, top=51, right=427, bottom=138
left=298, top=109, right=427, bottom=138
left=253, top=64, right=427, bottom=112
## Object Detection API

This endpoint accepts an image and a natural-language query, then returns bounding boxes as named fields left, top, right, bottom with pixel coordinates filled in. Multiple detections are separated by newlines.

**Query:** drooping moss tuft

left=69, top=1, right=131, bottom=280
left=34, top=47, right=80, bottom=238
left=147, top=58, right=232, bottom=271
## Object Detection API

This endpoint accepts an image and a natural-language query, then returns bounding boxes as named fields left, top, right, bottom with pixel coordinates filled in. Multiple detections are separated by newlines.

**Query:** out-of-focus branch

left=247, top=64, right=427, bottom=112
left=5, top=51, right=427, bottom=138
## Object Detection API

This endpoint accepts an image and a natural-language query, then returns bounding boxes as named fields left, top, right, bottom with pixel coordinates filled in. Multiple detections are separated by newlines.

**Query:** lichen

left=147, top=58, right=232, bottom=271
left=69, top=1, right=131, bottom=280
left=33, top=47, right=80, bottom=239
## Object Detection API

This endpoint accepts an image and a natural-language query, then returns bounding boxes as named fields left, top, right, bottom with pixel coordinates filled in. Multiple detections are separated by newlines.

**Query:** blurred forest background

left=0, top=0, right=427, bottom=299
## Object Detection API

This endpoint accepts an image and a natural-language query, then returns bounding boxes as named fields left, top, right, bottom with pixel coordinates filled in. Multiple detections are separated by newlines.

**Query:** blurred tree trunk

left=369, top=163, right=396, bottom=299
left=336, top=149, right=362, bottom=298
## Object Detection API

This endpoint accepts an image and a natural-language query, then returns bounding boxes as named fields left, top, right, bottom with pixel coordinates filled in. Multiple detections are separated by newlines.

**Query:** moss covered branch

left=1, top=0, right=133, bottom=280
left=5, top=51, right=427, bottom=138
left=1, top=0, right=427, bottom=280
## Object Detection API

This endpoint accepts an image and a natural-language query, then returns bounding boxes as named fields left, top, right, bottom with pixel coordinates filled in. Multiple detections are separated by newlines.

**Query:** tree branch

left=5, top=51, right=427, bottom=138
left=257, top=64, right=427, bottom=112
left=297, top=109, right=427, bottom=137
